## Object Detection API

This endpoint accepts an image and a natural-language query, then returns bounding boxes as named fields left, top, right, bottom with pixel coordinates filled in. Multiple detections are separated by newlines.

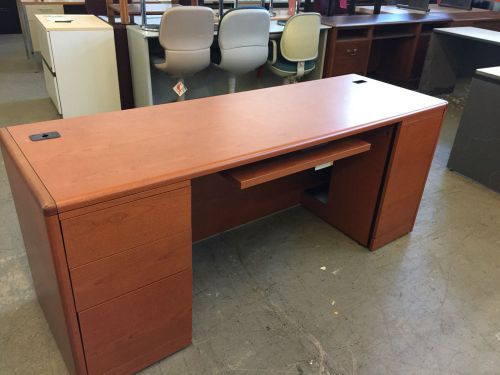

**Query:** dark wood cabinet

left=0, top=0, right=21, bottom=34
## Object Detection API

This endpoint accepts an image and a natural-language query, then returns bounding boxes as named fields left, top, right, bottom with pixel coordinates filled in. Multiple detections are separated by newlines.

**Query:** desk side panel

left=369, top=108, right=445, bottom=250
left=0, top=130, right=87, bottom=375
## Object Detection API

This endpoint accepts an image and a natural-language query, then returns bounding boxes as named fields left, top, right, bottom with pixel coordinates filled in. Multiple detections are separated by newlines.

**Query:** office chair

left=268, top=13, right=321, bottom=84
left=211, top=7, right=270, bottom=93
left=154, top=6, right=215, bottom=101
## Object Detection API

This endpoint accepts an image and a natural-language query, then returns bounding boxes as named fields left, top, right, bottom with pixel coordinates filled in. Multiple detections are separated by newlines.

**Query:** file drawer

left=71, top=230, right=191, bottom=311
left=331, top=40, right=370, bottom=76
left=42, top=61, right=61, bottom=114
left=334, top=40, right=370, bottom=60
left=79, top=269, right=192, bottom=375
left=37, top=22, right=55, bottom=72
left=62, top=186, right=191, bottom=268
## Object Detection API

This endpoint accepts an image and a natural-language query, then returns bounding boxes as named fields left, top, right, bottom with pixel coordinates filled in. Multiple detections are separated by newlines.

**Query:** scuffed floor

left=1, top=34, right=500, bottom=375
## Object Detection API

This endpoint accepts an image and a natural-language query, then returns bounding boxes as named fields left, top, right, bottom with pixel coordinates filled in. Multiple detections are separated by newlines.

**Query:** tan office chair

left=268, top=13, right=321, bottom=84
left=154, top=6, right=215, bottom=101
left=211, top=7, right=270, bottom=93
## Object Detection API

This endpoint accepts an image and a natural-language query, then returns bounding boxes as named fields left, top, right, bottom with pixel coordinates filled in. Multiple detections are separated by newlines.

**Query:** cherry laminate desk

left=0, top=75, right=447, bottom=375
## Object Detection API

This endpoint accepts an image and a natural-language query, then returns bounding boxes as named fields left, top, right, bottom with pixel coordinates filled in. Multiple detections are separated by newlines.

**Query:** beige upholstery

left=155, top=6, right=214, bottom=77
left=213, top=8, right=270, bottom=93
left=268, top=13, right=321, bottom=83
left=281, top=13, right=321, bottom=62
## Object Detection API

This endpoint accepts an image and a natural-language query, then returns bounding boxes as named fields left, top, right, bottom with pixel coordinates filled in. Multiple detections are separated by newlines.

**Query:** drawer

left=331, top=56, right=368, bottom=76
left=25, top=4, right=63, bottom=21
left=79, top=269, right=192, bottom=375
left=37, top=23, right=55, bottom=72
left=334, top=40, right=370, bottom=60
left=42, top=60, right=62, bottom=114
left=71, top=230, right=191, bottom=311
left=62, top=186, right=191, bottom=268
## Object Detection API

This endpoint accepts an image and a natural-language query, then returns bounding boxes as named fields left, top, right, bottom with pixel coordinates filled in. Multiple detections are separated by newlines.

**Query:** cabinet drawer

left=38, top=25, right=55, bottom=72
left=42, top=60, right=62, bottom=114
left=62, top=186, right=191, bottom=268
left=71, top=230, right=191, bottom=311
left=334, top=40, right=370, bottom=60
left=331, top=57, right=368, bottom=76
left=79, top=269, right=192, bottom=375
left=25, top=4, right=63, bottom=20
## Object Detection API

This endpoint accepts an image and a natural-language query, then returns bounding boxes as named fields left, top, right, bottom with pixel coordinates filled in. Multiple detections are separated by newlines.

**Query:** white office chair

left=211, top=7, right=270, bottom=93
left=268, top=13, right=321, bottom=84
left=154, top=6, right=215, bottom=101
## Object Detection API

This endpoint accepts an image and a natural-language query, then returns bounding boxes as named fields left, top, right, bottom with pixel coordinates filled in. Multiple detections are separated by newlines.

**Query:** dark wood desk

left=321, top=13, right=452, bottom=86
left=358, top=4, right=500, bottom=31
left=0, top=75, right=446, bottom=375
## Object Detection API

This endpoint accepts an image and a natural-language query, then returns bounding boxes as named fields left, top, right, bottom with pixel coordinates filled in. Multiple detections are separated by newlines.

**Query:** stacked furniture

left=36, top=14, right=121, bottom=117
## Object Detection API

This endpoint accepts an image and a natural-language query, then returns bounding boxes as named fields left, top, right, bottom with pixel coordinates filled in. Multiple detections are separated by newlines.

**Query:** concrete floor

left=1, top=34, right=500, bottom=375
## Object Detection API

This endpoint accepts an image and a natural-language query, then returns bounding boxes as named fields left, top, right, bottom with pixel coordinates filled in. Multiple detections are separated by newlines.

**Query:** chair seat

left=270, top=57, right=316, bottom=77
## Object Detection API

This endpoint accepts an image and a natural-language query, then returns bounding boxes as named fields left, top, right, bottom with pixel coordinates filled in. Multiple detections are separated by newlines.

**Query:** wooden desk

left=321, top=13, right=452, bottom=86
left=0, top=75, right=446, bottom=375
left=357, top=5, right=500, bottom=31
left=419, top=27, right=500, bottom=94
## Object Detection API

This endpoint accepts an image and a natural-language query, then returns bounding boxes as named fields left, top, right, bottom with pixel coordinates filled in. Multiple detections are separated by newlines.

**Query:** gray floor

left=1, top=34, right=500, bottom=375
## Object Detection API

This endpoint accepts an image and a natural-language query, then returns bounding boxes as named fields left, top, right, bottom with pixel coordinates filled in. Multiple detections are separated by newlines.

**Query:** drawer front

left=331, top=41, right=370, bottom=76
left=331, top=56, right=368, bottom=76
left=79, top=270, right=192, bottom=375
left=26, top=4, right=64, bottom=20
left=334, top=40, right=370, bottom=60
left=71, top=230, right=191, bottom=311
left=38, top=26, right=54, bottom=72
left=42, top=61, right=62, bottom=114
left=62, top=186, right=191, bottom=268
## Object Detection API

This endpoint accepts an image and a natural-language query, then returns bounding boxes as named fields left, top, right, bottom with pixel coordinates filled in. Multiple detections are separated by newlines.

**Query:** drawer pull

left=347, top=48, right=358, bottom=56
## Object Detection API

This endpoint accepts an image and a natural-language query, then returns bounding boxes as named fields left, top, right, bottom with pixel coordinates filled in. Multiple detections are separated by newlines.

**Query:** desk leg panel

left=1, top=136, right=87, bottom=375
left=369, top=109, right=445, bottom=250
left=301, top=126, right=396, bottom=247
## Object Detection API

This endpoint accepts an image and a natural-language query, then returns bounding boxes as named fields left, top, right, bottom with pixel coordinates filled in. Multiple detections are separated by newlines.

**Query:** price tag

left=172, top=81, right=187, bottom=97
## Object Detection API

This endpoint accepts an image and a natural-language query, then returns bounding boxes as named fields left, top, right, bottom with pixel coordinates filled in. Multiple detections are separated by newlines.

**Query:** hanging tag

left=172, top=81, right=187, bottom=97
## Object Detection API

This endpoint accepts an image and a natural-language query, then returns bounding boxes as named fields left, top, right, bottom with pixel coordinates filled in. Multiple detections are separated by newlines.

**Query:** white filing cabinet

left=25, top=3, right=64, bottom=52
left=36, top=14, right=121, bottom=118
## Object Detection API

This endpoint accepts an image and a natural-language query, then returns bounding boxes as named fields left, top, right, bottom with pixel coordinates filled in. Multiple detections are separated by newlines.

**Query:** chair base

left=228, top=76, right=236, bottom=94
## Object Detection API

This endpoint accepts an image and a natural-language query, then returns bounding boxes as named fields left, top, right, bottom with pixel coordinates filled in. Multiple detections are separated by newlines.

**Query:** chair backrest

left=159, top=6, right=214, bottom=51
left=157, top=6, right=214, bottom=76
left=217, top=7, right=270, bottom=74
left=280, top=13, right=321, bottom=62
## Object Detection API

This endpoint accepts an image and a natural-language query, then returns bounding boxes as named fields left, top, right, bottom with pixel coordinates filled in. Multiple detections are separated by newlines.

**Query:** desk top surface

left=321, top=12, right=452, bottom=28
left=20, top=0, right=85, bottom=5
left=35, top=14, right=112, bottom=30
left=435, top=26, right=500, bottom=44
left=1, top=75, right=446, bottom=214
left=357, top=4, right=500, bottom=21
left=128, top=19, right=330, bottom=38
left=476, top=66, right=500, bottom=80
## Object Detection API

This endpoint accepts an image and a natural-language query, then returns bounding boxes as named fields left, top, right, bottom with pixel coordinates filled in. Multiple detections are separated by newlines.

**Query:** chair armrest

left=268, top=40, right=277, bottom=65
